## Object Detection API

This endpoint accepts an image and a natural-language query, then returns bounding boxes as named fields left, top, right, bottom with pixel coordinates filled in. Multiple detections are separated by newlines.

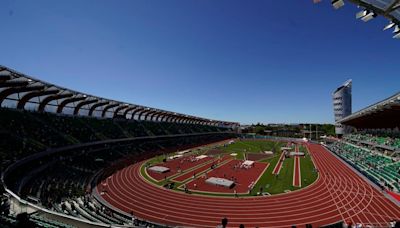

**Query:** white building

left=332, top=80, right=352, bottom=136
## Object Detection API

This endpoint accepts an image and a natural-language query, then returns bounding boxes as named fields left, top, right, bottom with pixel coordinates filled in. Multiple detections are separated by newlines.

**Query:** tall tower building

left=332, top=80, right=352, bottom=136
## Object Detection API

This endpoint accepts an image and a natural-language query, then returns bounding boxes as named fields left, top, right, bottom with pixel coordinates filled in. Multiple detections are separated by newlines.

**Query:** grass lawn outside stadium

left=140, top=139, right=319, bottom=197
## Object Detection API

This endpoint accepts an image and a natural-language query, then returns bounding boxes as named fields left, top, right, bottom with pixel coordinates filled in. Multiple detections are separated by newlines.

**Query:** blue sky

left=1, top=0, right=399, bottom=124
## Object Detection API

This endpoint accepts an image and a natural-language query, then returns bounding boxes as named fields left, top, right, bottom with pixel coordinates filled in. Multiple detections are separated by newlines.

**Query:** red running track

left=293, top=155, right=301, bottom=187
left=272, top=152, right=285, bottom=175
left=97, top=143, right=400, bottom=228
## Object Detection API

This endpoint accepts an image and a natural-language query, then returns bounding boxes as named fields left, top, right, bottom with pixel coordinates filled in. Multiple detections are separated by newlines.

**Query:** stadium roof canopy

left=0, top=65, right=238, bottom=127
left=349, top=0, right=400, bottom=22
left=339, top=92, right=400, bottom=129
left=323, top=0, right=400, bottom=38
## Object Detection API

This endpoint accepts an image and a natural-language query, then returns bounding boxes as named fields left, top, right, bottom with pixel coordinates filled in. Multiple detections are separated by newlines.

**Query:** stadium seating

left=0, top=213, right=75, bottom=228
left=0, top=107, right=233, bottom=227
left=9, top=135, right=228, bottom=227
left=328, top=137, right=400, bottom=192
left=344, top=133, right=400, bottom=150
left=0, top=108, right=231, bottom=166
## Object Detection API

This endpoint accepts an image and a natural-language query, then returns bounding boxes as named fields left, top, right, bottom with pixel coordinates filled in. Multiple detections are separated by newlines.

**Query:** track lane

left=97, top=143, right=400, bottom=228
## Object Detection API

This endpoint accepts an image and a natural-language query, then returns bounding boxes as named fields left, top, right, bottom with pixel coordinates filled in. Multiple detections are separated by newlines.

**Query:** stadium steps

left=63, top=201, right=82, bottom=219
left=70, top=200, right=101, bottom=223
left=91, top=200, right=123, bottom=224
left=79, top=200, right=121, bottom=225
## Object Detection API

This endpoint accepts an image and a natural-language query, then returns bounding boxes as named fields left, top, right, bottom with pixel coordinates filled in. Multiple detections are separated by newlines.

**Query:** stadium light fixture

left=332, top=0, right=344, bottom=9
left=361, top=11, right=376, bottom=22
left=383, top=22, right=395, bottom=31
left=393, top=25, right=400, bottom=33
left=356, top=9, right=368, bottom=19
left=393, top=25, right=400, bottom=39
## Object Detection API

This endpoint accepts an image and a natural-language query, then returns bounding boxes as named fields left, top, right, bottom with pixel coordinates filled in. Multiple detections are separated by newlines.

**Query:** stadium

left=1, top=0, right=400, bottom=228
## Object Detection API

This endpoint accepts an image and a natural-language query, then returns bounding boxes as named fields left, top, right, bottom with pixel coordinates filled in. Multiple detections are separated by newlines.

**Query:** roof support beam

left=145, top=111, right=159, bottom=121
left=176, top=117, right=186, bottom=124
left=130, top=107, right=146, bottom=120
left=138, top=109, right=151, bottom=121
left=170, top=116, right=180, bottom=123
left=0, top=85, right=44, bottom=105
left=17, top=89, right=59, bottom=110
left=0, top=81, right=29, bottom=88
left=153, top=112, right=165, bottom=122
left=182, top=117, right=189, bottom=123
left=385, top=0, right=400, bottom=14
left=101, top=103, right=120, bottom=118
left=38, top=93, right=74, bottom=112
left=164, top=114, right=174, bottom=122
left=73, top=99, right=99, bottom=115
left=123, top=106, right=137, bottom=118
left=88, top=101, right=109, bottom=116
left=57, top=96, right=87, bottom=114
left=113, top=105, right=130, bottom=118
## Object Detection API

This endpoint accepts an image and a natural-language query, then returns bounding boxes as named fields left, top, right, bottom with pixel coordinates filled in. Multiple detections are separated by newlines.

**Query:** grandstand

left=327, top=92, right=400, bottom=194
left=0, top=66, right=238, bottom=227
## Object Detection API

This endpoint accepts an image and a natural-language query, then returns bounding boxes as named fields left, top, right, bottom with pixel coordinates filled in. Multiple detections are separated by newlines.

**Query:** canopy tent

left=205, top=177, right=234, bottom=188
left=281, top=147, right=292, bottom=151
left=168, top=154, right=183, bottom=160
left=196, top=155, right=208, bottom=160
left=289, top=152, right=305, bottom=156
left=148, top=166, right=170, bottom=173
left=177, top=150, right=190, bottom=155
left=241, top=160, right=255, bottom=169
left=242, top=160, right=255, bottom=166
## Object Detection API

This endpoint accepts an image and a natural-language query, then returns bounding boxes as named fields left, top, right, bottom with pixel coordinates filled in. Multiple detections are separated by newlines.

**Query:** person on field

left=221, top=217, right=228, bottom=228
